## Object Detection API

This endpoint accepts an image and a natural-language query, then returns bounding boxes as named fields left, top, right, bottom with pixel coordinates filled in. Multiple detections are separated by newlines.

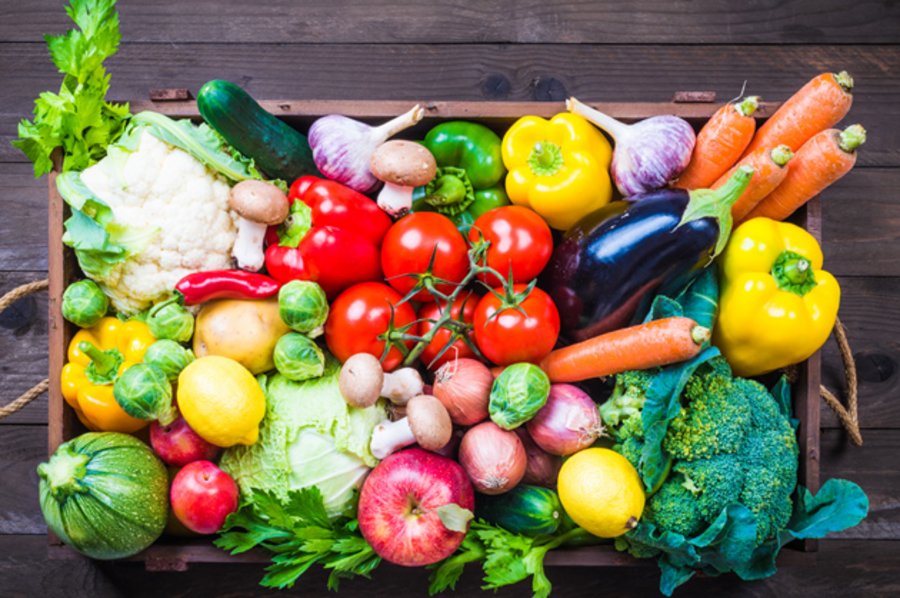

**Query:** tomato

left=473, top=285, right=560, bottom=366
left=468, top=206, right=553, bottom=287
left=324, top=282, right=417, bottom=371
left=417, top=294, right=478, bottom=370
left=381, top=213, right=470, bottom=301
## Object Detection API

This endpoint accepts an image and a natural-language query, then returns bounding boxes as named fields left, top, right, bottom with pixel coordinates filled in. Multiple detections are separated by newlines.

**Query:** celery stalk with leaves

left=13, top=0, right=130, bottom=176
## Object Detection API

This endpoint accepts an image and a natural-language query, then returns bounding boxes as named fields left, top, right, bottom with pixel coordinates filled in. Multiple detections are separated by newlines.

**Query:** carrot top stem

left=691, top=325, right=711, bottom=344
left=834, top=71, right=854, bottom=93
left=678, top=165, right=754, bottom=257
left=839, top=124, right=867, bottom=153
left=771, top=144, right=794, bottom=166
left=735, top=96, right=760, bottom=117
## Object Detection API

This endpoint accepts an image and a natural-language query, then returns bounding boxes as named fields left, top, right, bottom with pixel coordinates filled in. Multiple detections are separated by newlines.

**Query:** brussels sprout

left=146, top=296, right=194, bottom=343
left=489, top=362, right=551, bottom=430
left=274, top=333, right=325, bottom=382
left=278, top=281, right=329, bottom=338
left=61, top=280, right=109, bottom=327
left=113, top=364, right=176, bottom=425
left=144, top=340, right=195, bottom=381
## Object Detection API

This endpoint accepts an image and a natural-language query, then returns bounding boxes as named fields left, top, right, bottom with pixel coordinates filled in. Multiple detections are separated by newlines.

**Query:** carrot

left=539, top=317, right=708, bottom=383
left=742, top=71, right=853, bottom=158
left=712, top=144, right=794, bottom=222
left=674, top=96, right=759, bottom=190
left=747, top=124, right=865, bottom=221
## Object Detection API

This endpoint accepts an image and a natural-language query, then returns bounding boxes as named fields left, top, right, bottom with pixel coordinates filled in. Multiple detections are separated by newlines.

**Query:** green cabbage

left=220, top=359, right=385, bottom=517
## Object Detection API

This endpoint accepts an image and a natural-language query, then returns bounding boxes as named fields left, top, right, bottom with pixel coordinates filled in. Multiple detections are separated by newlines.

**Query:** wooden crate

left=46, top=99, right=821, bottom=570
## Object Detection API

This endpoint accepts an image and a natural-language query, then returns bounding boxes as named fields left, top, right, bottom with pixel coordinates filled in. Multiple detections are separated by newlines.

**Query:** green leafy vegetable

left=13, top=0, right=130, bottom=176
left=278, top=280, right=329, bottom=337
left=489, top=363, right=550, bottom=430
left=143, top=340, right=195, bottom=381
left=215, top=486, right=380, bottom=590
left=61, top=279, right=108, bottom=327
left=273, top=333, right=325, bottom=381
left=145, top=296, right=194, bottom=343
left=112, top=363, right=176, bottom=425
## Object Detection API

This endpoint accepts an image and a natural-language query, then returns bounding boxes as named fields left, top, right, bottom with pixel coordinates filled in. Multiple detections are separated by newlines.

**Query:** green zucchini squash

left=475, top=484, right=563, bottom=536
left=38, top=432, right=168, bottom=559
left=197, top=79, right=319, bottom=181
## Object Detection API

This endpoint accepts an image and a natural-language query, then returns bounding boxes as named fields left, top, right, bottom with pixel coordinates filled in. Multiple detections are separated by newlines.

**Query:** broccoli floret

left=645, top=476, right=706, bottom=537
left=610, top=357, right=799, bottom=549
left=600, top=369, right=657, bottom=430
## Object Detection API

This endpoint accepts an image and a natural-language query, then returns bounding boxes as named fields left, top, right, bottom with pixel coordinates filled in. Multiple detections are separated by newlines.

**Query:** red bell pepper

left=264, top=176, right=392, bottom=298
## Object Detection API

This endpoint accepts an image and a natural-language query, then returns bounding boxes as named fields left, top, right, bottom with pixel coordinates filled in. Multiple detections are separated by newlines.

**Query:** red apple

left=150, top=414, right=220, bottom=466
left=358, top=448, right=474, bottom=567
left=170, top=460, right=238, bottom=534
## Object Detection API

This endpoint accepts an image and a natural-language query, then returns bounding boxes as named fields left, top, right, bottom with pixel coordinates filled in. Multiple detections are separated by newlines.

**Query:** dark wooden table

left=2, top=1, right=899, bottom=596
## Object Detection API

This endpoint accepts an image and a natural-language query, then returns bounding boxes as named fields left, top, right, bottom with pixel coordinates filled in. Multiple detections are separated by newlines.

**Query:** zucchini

left=197, top=79, right=319, bottom=181
left=476, top=484, right=563, bottom=536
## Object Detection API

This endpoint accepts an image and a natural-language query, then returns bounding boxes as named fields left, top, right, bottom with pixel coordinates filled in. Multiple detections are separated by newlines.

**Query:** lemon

left=177, top=355, right=266, bottom=447
left=557, top=448, right=645, bottom=538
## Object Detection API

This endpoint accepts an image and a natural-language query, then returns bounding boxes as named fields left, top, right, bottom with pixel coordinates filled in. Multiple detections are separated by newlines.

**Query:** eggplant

left=545, top=166, right=753, bottom=342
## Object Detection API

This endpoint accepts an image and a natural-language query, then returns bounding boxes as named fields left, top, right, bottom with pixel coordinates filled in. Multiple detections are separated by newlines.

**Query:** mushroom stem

left=231, top=217, right=267, bottom=272
left=370, top=417, right=416, bottom=459
left=382, top=367, right=425, bottom=405
left=376, top=182, right=415, bottom=218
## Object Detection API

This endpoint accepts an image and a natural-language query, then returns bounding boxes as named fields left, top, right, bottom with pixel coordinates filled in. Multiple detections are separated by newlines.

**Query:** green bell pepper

left=412, top=121, right=509, bottom=232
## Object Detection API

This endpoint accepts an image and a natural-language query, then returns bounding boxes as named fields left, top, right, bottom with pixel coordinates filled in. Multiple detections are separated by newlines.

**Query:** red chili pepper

left=264, top=176, right=392, bottom=298
left=175, top=270, right=281, bottom=305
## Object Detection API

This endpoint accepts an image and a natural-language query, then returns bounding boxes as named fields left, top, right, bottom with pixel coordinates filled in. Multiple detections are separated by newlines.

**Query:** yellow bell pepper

left=714, top=218, right=840, bottom=377
left=501, top=113, right=613, bottom=230
left=60, top=317, right=156, bottom=433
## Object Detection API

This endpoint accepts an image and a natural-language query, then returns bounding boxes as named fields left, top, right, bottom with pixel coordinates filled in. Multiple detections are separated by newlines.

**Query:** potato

left=193, top=297, right=290, bottom=374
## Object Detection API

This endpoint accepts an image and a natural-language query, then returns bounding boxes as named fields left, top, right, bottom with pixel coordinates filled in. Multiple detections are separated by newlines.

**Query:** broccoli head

left=603, top=357, right=799, bottom=548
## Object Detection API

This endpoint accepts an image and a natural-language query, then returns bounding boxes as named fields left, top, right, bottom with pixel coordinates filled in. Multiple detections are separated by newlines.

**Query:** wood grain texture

left=2, top=44, right=898, bottom=166
left=2, top=0, right=898, bottom=44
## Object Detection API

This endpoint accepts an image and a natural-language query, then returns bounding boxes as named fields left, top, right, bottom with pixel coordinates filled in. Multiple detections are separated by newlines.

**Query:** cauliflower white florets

left=79, top=130, right=238, bottom=313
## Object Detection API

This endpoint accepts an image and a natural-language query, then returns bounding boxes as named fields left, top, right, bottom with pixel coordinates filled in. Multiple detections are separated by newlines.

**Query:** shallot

left=433, top=358, right=492, bottom=426
left=308, top=105, right=425, bottom=194
left=567, top=97, right=696, bottom=196
left=526, top=384, right=604, bottom=456
left=516, top=428, right=562, bottom=488
left=458, top=421, right=526, bottom=495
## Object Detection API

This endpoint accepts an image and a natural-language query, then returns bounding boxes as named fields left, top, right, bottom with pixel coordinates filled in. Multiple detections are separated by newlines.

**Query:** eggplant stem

left=373, top=104, right=425, bottom=141
left=566, top=97, right=626, bottom=140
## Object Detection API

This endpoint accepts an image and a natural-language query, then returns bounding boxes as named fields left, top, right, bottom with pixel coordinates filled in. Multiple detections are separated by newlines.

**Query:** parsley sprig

left=215, top=487, right=381, bottom=590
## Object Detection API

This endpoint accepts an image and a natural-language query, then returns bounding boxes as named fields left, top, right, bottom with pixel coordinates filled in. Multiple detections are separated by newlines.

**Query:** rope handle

left=820, top=316, right=863, bottom=446
left=0, top=279, right=50, bottom=419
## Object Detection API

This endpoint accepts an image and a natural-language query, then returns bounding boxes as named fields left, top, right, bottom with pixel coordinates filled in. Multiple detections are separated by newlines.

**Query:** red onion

left=458, top=422, right=526, bottom=495
left=567, top=97, right=695, bottom=196
left=526, top=384, right=603, bottom=456
left=433, top=358, right=492, bottom=426
left=516, top=428, right=562, bottom=488
left=308, top=105, right=424, bottom=193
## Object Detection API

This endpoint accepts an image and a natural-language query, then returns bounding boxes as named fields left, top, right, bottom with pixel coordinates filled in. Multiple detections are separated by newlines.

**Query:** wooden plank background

left=1, top=1, right=898, bottom=595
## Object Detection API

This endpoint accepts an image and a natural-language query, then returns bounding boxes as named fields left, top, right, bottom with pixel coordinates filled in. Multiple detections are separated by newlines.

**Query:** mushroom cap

left=370, top=140, right=437, bottom=187
left=229, top=180, right=289, bottom=225
left=406, top=394, right=452, bottom=451
left=339, top=353, right=385, bottom=409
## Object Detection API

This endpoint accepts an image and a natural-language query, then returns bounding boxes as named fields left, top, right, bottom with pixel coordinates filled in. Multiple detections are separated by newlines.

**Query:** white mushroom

left=369, top=140, right=437, bottom=218
left=338, top=353, right=424, bottom=409
left=369, top=394, right=452, bottom=459
left=229, top=180, right=289, bottom=271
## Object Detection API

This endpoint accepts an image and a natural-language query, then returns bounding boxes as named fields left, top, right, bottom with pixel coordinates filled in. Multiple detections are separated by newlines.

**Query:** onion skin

left=433, top=358, right=492, bottom=426
left=516, top=428, right=562, bottom=488
left=526, top=384, right=603, bottom=456
left=459, top=422, right=526, bottom=495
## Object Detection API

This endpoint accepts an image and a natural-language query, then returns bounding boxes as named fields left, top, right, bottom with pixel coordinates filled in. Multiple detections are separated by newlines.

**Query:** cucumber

left=197, top=79, right=319, bottom=181
left=476, top=485, right=563, bottom=536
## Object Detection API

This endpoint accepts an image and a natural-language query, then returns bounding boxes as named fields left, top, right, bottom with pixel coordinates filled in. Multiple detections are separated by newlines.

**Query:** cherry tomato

left=468, top=206, right=553, bottom=287
left=417, top=294, right=479, bottom=370
left=473, top=285, right=560, bottom=366
left=324, top=282, right=416, bottom=371
left=381, top=213, right=469, bottom=301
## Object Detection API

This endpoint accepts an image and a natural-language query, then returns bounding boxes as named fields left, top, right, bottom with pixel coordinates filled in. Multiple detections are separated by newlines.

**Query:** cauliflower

left=76, top=129, right=238, bottom=313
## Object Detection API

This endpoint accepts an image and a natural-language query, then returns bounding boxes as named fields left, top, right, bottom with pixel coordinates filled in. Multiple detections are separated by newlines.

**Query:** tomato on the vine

left=417, top=294, right=478, bottom=370
left=473, top=284, right=560, bottom=366
left=324, top=282, right=416, bottom=371
left=381, top=213, right=469, bottom=301
left=468, top=206, right=553, bottom=287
